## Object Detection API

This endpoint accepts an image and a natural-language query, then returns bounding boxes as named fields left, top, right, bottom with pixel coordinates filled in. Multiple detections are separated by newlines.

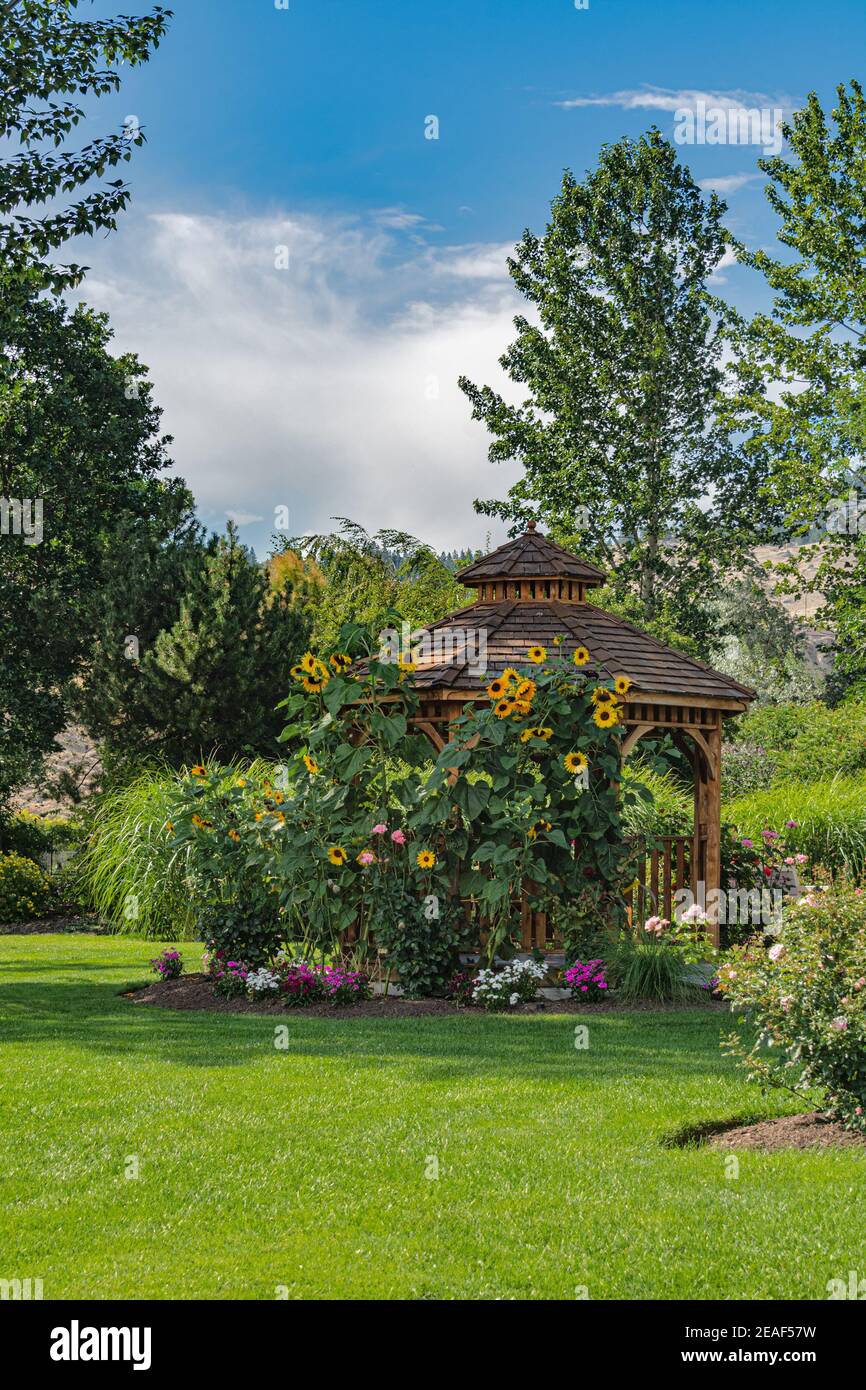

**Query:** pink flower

left=831, top=1016, right=848, bottom=1031
left=390, top=829, right=406, bottom=845
left=768, top=943, right=785, bottom=961
left=644, top=915, right=668, bottom=935
left=855, top=979, right=865, bottom=990
left=780, top=995, right=793, bottom=1011
left=795, top=854, right=808, bottom=864
left=784, top=856, right=795, bottom=866
left=372, top=824, right=387, bottom=835
left=357, top=850, right=375, bottom=866
left=680, top=903, right=707, bottom=924
left=741, top=838, right=754, bottom=849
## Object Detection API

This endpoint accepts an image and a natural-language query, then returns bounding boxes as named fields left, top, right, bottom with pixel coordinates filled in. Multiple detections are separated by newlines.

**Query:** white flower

left=509, top=992, right=520, bottom=1005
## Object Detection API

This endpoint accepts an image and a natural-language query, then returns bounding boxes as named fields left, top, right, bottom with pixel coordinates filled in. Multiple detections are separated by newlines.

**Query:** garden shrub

left=1, top=810, right=81, bottom=862
left=371, top=890, right=467, bottom=998
left=0, top=851, right=52, bottom=922
left=721, top=740, right=779, bottom=799
left=723, top=778, right=866, bottom=881
left=731, top=700, right=866, bottom=784
left=197, top=902, right=284, bottom=970
left=718, top=886, right=866, bottom=1131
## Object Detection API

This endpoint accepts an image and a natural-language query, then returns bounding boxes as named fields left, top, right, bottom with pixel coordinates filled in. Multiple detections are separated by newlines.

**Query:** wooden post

left=704, top=718, right=723, bottom=950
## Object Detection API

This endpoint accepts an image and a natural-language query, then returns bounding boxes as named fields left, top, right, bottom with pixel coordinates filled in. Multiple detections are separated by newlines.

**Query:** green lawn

left=1, top=934, right=864, bottom=1300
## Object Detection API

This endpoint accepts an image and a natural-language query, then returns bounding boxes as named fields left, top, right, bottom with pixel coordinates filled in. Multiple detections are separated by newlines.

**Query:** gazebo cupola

left=457, top=519, right=607, bottom=605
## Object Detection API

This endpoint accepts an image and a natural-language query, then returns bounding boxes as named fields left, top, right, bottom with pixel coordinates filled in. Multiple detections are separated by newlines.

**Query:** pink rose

left=391, top=829, right=406, bottom=845
left=768, top=943, right=785, bottom=961
left=372, top=824, right=387, bottom=835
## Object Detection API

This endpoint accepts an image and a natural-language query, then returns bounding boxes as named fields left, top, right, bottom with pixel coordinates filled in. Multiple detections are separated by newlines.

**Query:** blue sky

left=74, top=0, right=866, bottom=553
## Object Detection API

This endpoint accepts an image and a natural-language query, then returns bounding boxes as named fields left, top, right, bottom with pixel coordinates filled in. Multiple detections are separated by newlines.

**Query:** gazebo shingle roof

left=412, top=598, right=755, bottom=701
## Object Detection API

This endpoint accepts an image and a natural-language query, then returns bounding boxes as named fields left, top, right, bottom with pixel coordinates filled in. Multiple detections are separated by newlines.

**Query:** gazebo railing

left=625, top=834, right=695, bottom=929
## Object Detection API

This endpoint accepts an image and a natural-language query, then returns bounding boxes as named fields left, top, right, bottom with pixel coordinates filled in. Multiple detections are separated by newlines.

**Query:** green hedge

left=0, top=810, right=81, bottom=861
left=731, top=701, right=866, bottom=784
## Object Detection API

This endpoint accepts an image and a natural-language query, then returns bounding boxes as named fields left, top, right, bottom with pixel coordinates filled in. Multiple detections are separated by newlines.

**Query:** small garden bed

left=707, top=1112, right=866, bottom=1152
left=126, top=971, right=729, bottom=1017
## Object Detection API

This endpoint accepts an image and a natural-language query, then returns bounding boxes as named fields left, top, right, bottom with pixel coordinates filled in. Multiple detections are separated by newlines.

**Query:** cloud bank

left=78, top=210, right=524, bottom=554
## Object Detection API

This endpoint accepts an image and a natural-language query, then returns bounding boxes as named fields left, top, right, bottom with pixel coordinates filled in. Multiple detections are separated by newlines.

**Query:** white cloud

left=555, top=86, right=787, bottom=113
left=708, top=246, right=740, bottom=284
left=699, top=173, right=761, bottom=194
left=74, top=211, right=524, bottom=553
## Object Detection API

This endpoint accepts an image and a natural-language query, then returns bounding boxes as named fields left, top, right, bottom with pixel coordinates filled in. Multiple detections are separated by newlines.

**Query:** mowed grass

left=1, top=936, right=865, bottom=1300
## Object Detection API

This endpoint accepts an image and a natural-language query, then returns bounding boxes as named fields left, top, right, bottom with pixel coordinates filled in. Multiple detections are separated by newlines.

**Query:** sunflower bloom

left=564, top=751, right=588, bottom=774
left=191, top=764, right=206, bottom=778
left=614, top=674, right=632, bottom=696
left=327, top=846, right=348, bottom=866
left=501, top=667, right=520, bottom=686
left=303, top=754, right=319, bottom=775
left=512, top=699, right=532, bottom=717
left=527, top=645, right=546, bottom=664
left=593, top=704, right=619, bottom=729
left=536, top=726, right=553, bottom=741
left=592, top=686, right=616, bottom=706
left=329, top=652, right=353, bottom=673
left=515, top=678, right=536, bottom=699
left=494, top=698, right=515, bottom=718
left=416, top=850, right=436, bottom=869
left=573, top=646, right=590, bottom=667
left=487, top=678, right=506, bottom=699
left=228, top=829, right=241, bottom=842
left=300, top=651, right=318, bottom=674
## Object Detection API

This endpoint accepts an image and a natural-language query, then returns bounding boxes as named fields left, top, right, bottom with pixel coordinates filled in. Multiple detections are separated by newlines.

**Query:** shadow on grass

left=0, top=978, right=735, bottom=1082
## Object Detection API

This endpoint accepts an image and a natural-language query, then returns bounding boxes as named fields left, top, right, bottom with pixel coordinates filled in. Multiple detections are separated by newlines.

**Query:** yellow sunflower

left=501, top=667, right=520, bottom=686
left=228, top=829, right=241, bottom=842
left=515, top=677, right=536, bottom=699
left=528, top=818, right=552, bottom=840
left=512, top=699, right=533, bottom=718
left=290, top=664, right=306, bottom=683
left=592, top=686, right=617, bottom=706
left=520, top=727, right=536, bottom=743
left=527, top=645, right=547, bottom=664
left=536, top=726, right=553, bottom=741
left=573, top=646, right=590, bottom=668
left=303, top=754, right=319, bottom=775
left=303, top=674, right=327, bottom=694
left=416, top=849, right=436, bottom=869
left=191, top=764, right=206, bottom=778
left=165, top=821, right=174, bottom=834
left=593, top=704, right=619, bottom=729
left=487, top=677, right=507, bottom=699
left=494, top=698, right=515, bottom=718
left=563, top=751, right=588, bottom=774
left=329, top=652, right=353, bottom=673
left=614, top=674, right=632, bottom=696
left=300, top=651, right=318, bottom=674
left=327, top=846, right=348, bottom=866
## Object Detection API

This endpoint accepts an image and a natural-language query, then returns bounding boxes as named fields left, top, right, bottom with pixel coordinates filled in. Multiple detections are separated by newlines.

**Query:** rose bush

left=718, top=886, right=866, bottom=1131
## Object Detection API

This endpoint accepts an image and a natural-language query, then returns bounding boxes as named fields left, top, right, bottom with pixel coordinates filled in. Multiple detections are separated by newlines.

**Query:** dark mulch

left=0, top=914, right=105, bottom=935
left=126, top=972, right=728, bottom=1019
left=707, top=1111, right=866, bottom=1152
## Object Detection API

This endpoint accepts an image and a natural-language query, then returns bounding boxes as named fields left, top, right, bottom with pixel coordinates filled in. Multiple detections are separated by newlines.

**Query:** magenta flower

left=391, top=829, right=406, bottom=845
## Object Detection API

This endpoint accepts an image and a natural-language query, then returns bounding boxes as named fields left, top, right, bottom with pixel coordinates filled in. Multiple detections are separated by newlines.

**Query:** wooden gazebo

left=406, top=522, right=756, bottom=948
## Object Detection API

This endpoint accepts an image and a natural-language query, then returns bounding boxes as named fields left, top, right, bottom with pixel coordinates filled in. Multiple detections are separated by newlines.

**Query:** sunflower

left=487, top=677, right=507, bottom=699
left=614, top=674, right=632, bottom=696
left=536, top=726, right=553, bottom=741
left=303, top=754, right=319, bottom=775
left=564, top=751, right=588, bottom=774
left=165, top=821, right=174, bottom=834
left=300, top=651, right=318, bottom=674
left=191, top=764, right=206, bottom=778
left=237, top=778, right=246, bottom=787
left=593, top=704, right=619, bottom=729
left=528, top=818, right=552, bottom=840
left=501, top=667, right=520, bottom=686
left=573, top=646, right=590, bottom=668
left=329, top=652, right=353, bottom=673
left=228, top=829, right=241, bottom=842
left=327, top=846, right=348, bottom=866
left=494, top=698, right=515, bottom=718
left=302, top=674, right=327, bottom=694
left=592, top=686, right=617, bottom=706
left=527, top=645, right=547, bottom=664
left=520, top=727, right=536, bottom=743
left=416, top=849, right=436, bottom=869
left=512, top=699, right=533, bottom=717
left=515, top=677, right=536, bottom=699
left=290, top=664, right=306, bottom=683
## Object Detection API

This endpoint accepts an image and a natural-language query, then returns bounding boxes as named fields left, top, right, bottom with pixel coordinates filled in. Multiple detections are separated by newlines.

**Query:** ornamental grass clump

left=604, top=910, right=715, bottom=1003
left=718, top=886, right=866, bottom=1131
left=471, top=958, right=547, bottom=1011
